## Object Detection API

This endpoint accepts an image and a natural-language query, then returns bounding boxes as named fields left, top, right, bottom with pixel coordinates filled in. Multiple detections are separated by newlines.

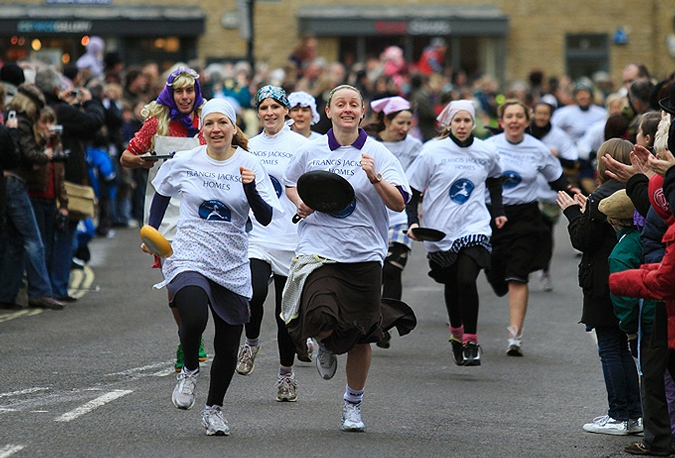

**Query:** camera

left=48, top=124, right=63, bottom=136
left=71, top=89, right=80, bottom=98
left=51, top=148, right=70, bottom=162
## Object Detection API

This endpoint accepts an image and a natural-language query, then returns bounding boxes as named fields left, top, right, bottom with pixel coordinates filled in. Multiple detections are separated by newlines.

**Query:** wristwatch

left=370, top=173, right=382, bottom=184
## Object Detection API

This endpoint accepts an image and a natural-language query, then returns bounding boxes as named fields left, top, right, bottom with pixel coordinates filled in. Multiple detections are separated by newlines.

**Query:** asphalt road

left=0, top=222, right=642, bottom=457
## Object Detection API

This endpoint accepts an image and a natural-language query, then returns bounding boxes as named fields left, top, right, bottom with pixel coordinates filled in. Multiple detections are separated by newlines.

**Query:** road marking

left=106, top=361, right=174, bottom=378
left=55, top=390, right=132, bottom=422
left=0, top=445, right=25, bottom=458
left=0, top=388, right=49, bottom=399
left=68, top=265, right=96, bottom=299
left=0, top=309, right=42, bottom=323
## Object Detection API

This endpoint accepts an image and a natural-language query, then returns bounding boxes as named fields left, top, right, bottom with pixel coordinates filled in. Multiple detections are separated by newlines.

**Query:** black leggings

left=439, top=252, right=482, bottom=334
left=247, top=258, right=297, bottom=367
left=173, top=285, right=242, bottom=407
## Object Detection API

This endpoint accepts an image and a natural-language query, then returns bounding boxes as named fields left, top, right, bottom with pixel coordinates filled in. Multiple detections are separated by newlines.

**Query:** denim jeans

left=0, top=176, right=53, bottom=301
left=30, top=197, right=57, bottom=273
left=50, top=219, right=77, bottom=298
left=595, top=325, right=642, bottom=421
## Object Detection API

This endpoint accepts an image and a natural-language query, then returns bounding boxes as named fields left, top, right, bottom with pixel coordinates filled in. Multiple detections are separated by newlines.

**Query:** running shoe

left=582, top=415, right=629, bottom=435
left=202, top=405, right=230, bottom=436
left=297, top=338, right=316, bottom=363
left=342, top=402, right=365, bottom=432
left=235, top=343, right=261, bottom=375
left=539, top=272, right=553, bottom=292
left=449, top=336, right=464, bottom=366
left=275, top=373, right=298, bottom=402
left=172, top=369, right=199, bottom=410
left=376, top=330, right=392, bottom=349
left=506, top=326, right=523, bottom=357
left=316, top=343, right=337, bottom=380
left=462, top=341, right=481, bottom=366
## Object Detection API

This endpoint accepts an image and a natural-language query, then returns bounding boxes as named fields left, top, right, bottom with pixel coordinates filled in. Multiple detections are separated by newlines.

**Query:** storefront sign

left=46, top=0, right=111, bottom=4
left=17, top=20, right=93, bottom=33
left=408, top=20, right=452, bottom=35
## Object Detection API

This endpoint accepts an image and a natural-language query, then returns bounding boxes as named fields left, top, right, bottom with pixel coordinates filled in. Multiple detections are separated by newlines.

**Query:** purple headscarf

left=155, top=67, right=204, bottom=136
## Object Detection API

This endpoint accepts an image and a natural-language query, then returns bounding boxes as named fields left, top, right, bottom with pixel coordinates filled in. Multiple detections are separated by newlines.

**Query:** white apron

left=143, top=135, right=200, bottom=241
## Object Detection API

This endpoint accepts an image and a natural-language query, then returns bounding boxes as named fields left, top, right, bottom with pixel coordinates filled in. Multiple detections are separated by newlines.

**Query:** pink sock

left=450, top=325, right=464, bottom=341
left=463, top=333, right=478, bottom=344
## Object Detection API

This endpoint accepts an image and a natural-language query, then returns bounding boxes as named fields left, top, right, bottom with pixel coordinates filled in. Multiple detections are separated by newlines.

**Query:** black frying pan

left=292, top=170, right=355, bottom=223
left=408, top=227, right=446, bottom=242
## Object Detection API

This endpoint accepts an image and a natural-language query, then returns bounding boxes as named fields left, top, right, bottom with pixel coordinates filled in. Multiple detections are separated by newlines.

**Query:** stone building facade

left=2, top=0, right=675, bottom=85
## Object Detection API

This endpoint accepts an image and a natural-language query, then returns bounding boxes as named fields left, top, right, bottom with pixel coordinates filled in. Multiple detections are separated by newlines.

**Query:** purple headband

left=155, top=67, right=204, bottom=134
left=370, top=96, right=410, bottom=115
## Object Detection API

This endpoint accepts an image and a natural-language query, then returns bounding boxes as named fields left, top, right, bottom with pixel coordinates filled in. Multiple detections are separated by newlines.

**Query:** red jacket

left=609, top=223, right=675, bottom=348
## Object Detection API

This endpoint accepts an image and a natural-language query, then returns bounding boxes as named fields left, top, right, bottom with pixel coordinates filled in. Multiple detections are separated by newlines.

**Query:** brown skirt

left=287, top=261, right=383, bottom=355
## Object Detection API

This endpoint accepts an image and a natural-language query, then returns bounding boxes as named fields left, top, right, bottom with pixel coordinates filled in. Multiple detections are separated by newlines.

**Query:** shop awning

left=0, top=5, right=205, bottom=37
left=297, top=5, right=509, bottom=37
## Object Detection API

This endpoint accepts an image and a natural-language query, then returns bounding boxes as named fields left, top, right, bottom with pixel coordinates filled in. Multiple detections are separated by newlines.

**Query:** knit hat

left=0, top=63, right=25, bottom=87
left=598, top=189, right=635, bottom=220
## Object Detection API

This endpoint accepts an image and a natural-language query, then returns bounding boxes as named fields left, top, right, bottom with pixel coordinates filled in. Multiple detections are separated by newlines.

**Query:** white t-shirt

left=407, top=136, right=502, bottom=252
left=551, top=104, right=607, bottom=142
left=536, top=126, right=578, bottom=203
left=283, top=132, right=411, bottom=264
left=151, top=146, right=279, bottom=298
left=380, top=135, right=423, bottom=227
left=247, top=125, right=308, bottom=252
left=485, top=133, right=563, bottom=206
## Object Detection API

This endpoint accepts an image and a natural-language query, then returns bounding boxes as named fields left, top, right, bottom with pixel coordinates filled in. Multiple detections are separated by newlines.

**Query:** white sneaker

left=342, top=402, right=365, bottom=432
left=316, top=343, right=337, bottom=380
left=582, top=415, right=629, bottom=435
left=172, top=369, right=198, bottom=410
left=506, top=326, right=523, bottom=357
left=276, top=373, right=298, bottom=402
left=539, top=272, right=553, bottom=292
left=202, top=405, right=230, bottom=436
left=235, top=343, right=261, bottom=375
left=628, top=417, right=644, bottom=435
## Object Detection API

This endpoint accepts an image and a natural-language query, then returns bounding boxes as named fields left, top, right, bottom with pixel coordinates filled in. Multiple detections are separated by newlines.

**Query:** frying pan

left=140, top=152, right=175, bottom=161
left=292, top=170, right=355, bottom=223
left=408, top=227, right=446, bottom=242
left=139, top=225, right=173, bottom=258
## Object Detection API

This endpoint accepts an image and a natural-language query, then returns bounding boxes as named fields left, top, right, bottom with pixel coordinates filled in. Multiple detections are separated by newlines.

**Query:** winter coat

left=609, top=166, right=675, bottom=348
left=562, top=179, right=624, bottom=328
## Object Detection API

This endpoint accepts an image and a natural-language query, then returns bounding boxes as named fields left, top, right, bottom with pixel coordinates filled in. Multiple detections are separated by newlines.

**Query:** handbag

left=64, top=181, right=97, bottom=221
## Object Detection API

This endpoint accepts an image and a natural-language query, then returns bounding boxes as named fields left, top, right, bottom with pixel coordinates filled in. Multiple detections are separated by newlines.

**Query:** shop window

left=565, top=33, right=609, bottom=80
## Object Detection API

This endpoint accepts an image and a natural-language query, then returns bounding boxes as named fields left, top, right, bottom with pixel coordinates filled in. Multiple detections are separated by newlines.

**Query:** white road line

left=106, top=362, right=173, bottom=378
left=55, top=390, right=132, bottom=422
left=0, top=445, right=25, bottom=458
left=0, top=388, right=49, bottom=399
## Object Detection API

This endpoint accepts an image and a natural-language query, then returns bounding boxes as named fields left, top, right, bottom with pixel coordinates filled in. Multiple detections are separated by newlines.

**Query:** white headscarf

left=288, top=91, right=320, bottom=125
left=436, top=100, right=476, bottom=128
left=200, top=98, right=237, bottom=127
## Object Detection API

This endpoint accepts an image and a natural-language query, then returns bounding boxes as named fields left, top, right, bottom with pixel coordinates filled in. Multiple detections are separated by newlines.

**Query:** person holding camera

left=0, top=84, right=64, bottom=310
left=27, top=107, right=70, bottom=295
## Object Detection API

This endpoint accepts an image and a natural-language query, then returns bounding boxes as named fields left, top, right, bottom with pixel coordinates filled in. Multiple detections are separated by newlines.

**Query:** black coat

left=563, top=179, right=624, bottom=329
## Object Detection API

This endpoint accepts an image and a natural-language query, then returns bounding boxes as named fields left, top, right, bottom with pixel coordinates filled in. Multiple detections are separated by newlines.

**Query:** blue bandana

left=155, top=67, right=204, bottom=137
left=254, top=85, right=290, bottom=109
